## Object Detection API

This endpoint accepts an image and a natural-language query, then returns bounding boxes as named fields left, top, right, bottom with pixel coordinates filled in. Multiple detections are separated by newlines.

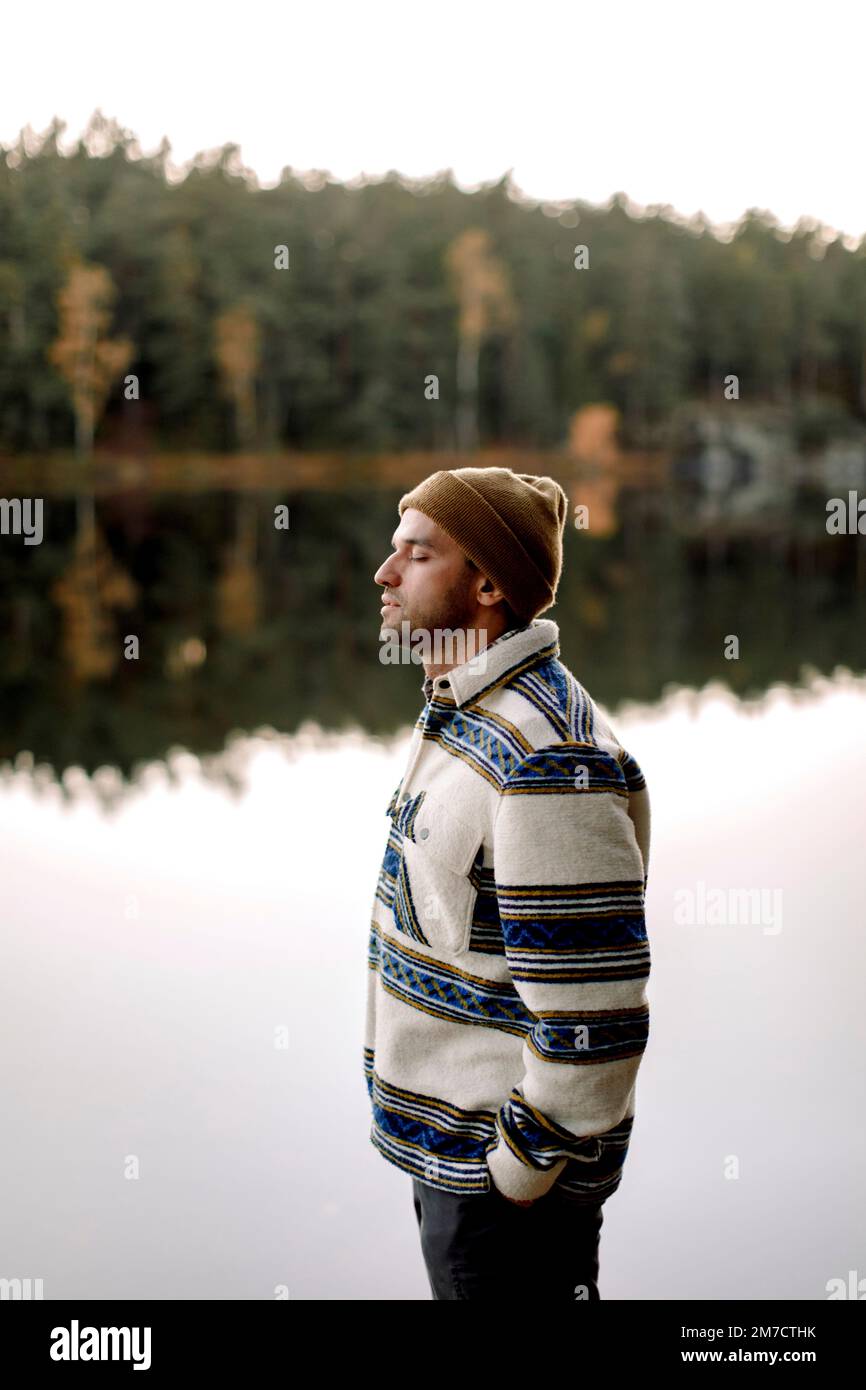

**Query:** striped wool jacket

left=363, top=618, right=651, bottom=1205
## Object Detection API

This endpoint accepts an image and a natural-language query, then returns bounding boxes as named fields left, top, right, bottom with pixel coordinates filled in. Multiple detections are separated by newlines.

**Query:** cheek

left=412, top=564, right=440, bottom=597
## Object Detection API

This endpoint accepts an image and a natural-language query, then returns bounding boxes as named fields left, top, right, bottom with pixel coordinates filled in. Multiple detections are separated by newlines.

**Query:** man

left=364, top=466, right=651, bottom=1301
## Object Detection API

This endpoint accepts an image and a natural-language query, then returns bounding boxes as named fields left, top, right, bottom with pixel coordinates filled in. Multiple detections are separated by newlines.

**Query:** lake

left=1, top=467, right=864, bottom=1298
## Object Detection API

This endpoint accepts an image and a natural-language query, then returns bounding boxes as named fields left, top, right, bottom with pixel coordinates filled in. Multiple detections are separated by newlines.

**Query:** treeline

left=1, top=111, right=865, bottom=456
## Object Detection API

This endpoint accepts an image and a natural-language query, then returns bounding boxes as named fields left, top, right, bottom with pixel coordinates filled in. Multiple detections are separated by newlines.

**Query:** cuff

left=485, top=1133, right=568, bottom=1203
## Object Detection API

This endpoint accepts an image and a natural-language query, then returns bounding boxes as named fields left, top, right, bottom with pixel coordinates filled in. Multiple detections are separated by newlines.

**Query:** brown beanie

left=397, top=466, right=569, bottom=622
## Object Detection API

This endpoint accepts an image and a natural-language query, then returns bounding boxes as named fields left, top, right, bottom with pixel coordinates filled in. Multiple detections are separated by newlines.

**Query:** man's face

left=373, top=508, right=479, bottom=639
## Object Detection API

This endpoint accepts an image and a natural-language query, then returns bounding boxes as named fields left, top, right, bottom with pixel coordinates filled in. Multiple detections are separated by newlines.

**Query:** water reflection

left=2, top=674, right=863, bottom=1297
left=1, top=457, right=864, bottom=787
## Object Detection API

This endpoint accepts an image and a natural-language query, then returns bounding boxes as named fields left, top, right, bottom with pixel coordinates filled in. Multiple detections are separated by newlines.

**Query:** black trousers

left=411, top=1177, right=604, bottom=1301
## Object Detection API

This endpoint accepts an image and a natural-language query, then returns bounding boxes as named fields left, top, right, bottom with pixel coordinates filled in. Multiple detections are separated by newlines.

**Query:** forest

left=1, top=112, right=864, bottom=458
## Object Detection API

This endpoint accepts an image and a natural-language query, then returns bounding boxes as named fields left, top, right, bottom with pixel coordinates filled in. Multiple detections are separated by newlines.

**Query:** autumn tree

left=214, top=303, right=260, bottom=449
left=445, top=228, right=516, bottom=450
left=47, top=259, right=134, bottom=456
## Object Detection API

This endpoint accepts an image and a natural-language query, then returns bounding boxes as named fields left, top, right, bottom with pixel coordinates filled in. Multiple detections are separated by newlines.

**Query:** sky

left=2, top=0, right=864, bottom=242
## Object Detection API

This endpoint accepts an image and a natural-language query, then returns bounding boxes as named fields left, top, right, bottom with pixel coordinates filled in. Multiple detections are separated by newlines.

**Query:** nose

left=374, top=557, right=399, bottom=590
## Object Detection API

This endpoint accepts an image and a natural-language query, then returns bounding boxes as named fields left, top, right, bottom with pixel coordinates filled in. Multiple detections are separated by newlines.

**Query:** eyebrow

left=390, top=534, right=437, bottom=550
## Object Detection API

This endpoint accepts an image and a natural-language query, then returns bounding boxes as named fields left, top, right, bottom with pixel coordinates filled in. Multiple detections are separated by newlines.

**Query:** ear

left=476, top=574, right=507, bottom=608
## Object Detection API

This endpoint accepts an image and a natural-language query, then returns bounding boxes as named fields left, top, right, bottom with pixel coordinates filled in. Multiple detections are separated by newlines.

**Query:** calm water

left=1, top=475, right=864, bottom=777
left=2, top=674, right=865, bottom=1299
left=2, top=472, right=865, bottom=1298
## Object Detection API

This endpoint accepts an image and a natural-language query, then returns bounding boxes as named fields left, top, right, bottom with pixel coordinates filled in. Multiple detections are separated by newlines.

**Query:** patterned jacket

left=363, top=618, right=651, bottom=1204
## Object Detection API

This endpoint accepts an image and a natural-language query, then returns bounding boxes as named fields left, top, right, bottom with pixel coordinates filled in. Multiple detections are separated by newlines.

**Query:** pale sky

left=3, top=0, right=864, bottom=242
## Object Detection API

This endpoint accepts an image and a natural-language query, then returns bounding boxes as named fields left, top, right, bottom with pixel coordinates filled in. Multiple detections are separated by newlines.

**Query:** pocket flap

left=410, top=790, right=483, bottom=876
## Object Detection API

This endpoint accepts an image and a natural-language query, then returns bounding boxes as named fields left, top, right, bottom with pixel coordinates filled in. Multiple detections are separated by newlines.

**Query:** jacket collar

left=423, top=618, right=560, bottom=708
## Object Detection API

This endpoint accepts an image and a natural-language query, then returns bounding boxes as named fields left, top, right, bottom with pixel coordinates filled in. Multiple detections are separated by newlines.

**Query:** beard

left=381, top=569, right=479, bottom=649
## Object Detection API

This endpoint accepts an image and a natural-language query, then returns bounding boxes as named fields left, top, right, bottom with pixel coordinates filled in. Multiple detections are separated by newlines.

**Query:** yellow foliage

left=581, top=308, right=610, bottom=344
left=51, top=516, right=138, bottom=682
left=567, top=404, right=620, bottom=464
left=214, top=304, right=260, bottom=445
left=445, top=229, right=516, bottom=343
left=48, top=261, right=134, bottom=447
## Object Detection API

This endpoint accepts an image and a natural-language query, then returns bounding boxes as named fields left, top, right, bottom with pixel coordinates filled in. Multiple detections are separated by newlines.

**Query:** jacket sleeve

left=485, top=741, right=651, bottom=1202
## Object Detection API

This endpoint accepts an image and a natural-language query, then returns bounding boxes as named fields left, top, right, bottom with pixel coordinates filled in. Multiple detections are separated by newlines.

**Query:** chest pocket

left=389, top=788, right=484, bottom=956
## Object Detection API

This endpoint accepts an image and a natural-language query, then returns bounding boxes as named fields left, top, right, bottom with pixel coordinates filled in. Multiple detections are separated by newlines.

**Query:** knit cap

left=397, top=466, right=569, bottom=622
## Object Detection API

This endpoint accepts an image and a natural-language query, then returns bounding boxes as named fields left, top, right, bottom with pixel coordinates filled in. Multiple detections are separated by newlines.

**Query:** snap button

left=419, top=827, right=430, bottom=839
